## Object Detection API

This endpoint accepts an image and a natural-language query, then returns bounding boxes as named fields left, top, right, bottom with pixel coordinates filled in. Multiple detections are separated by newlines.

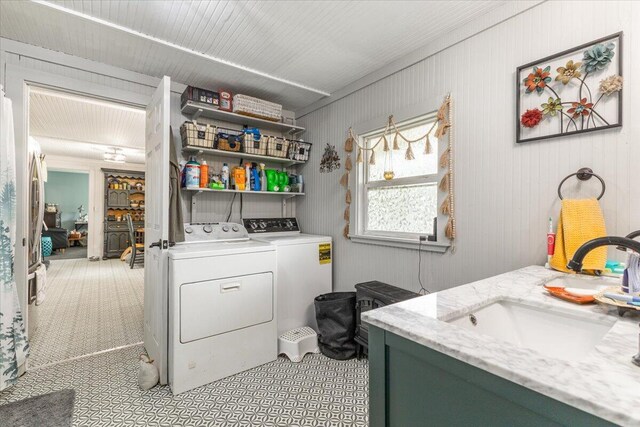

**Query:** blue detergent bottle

left=251, top=163, right=261, bottom=191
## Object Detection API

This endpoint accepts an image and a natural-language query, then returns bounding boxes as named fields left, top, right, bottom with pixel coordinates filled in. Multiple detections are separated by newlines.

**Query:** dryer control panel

left=182, top=222, right=249, bottom=242
left=243, top=218, right=300, bottom=234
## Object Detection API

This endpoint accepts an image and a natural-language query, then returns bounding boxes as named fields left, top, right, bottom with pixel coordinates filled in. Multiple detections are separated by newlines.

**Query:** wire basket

left=217, top=129, right=243, bottom=152
left=288, top=140, right=311, bottom=162
left=243, top=134, right=268, bottom=156
left=180, top=121, right=216, bottom=149
left=266, top=136, right=290, bottom=158
left=233, top=94, right=282, bottom=122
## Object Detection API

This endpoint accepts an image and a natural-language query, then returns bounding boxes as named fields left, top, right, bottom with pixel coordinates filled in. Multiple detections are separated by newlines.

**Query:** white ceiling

left=1, top=0, right=506, bottom=110
left=30, top=88, right=146, bottom=163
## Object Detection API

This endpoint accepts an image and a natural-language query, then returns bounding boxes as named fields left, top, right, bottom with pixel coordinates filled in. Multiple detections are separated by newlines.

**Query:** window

left=353, top=113, right=445, bottom=250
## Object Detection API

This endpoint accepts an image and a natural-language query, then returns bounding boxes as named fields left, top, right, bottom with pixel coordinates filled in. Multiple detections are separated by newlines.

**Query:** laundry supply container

left=314, top=291, right=357, bottom=360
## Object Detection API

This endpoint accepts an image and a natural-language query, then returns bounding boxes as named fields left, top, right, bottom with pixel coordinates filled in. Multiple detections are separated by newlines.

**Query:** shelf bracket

left=193, top=108, right=203, bottom=121
left=281, top=197, right=287, bottom=217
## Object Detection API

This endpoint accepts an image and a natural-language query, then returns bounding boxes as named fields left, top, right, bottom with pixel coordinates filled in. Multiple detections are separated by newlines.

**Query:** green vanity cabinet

left=368, top=326, right=614, bottom=427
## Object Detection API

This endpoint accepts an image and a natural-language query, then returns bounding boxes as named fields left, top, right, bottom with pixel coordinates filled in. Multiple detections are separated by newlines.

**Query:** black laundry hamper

left=314, top=292, right=357, bottom=360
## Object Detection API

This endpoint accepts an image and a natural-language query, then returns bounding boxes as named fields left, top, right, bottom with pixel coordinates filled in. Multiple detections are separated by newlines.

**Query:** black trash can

left=314, top=292, right=357, bottom=360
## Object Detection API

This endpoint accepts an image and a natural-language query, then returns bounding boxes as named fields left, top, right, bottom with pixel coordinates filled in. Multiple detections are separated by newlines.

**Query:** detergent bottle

left=259, top=163, right=267, bottom=192
left=221, top=163, right=230, bottom=189
left=184, top=156, right=200, bottom=189
left=199, top=160, right=209, bottom=188
left=266, top=169, right=278, bottom=191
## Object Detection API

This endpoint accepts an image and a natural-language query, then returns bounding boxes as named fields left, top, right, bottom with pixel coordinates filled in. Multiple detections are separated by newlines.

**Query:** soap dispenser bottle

left=259, top=163, right=267, bottom=192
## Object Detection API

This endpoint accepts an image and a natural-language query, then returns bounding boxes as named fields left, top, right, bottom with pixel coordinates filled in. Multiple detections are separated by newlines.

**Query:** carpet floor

left=28, top=258, right=143, bottom=367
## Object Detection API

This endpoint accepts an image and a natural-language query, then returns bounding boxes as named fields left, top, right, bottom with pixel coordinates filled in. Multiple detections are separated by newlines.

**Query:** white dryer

left=243, top=218, right=332, bottom=334
left=168, top=222, right=277, bottom=395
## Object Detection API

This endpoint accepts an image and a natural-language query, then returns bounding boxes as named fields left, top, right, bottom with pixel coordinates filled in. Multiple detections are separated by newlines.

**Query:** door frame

left=5, top=64, right=151, bottom=345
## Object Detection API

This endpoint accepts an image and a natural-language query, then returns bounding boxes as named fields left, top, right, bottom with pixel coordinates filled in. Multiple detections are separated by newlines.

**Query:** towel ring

left=557, top=167, right=605, bottom=200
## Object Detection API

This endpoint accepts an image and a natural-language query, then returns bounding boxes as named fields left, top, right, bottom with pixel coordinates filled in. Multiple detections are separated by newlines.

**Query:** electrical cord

left=418, top=237, right=430, bottom=295
left=225, top=159, right=244, bottom=222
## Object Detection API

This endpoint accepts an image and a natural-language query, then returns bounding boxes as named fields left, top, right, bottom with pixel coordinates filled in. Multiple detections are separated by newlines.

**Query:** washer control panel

left=243, top=218, right=300, bottom=234
left=183, top=222, right=249, bottom=242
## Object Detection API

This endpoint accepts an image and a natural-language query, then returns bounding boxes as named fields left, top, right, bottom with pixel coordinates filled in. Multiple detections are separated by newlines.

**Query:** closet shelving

left=182, top=146, right=305, bottom=168
left=181, top=101, right=305, bottom=135
left=186, top=187, right=304, bottom=199
left=181, top=99, right=308, bottom=218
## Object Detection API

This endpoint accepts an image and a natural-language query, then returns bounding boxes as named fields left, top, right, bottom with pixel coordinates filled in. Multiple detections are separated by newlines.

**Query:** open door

left=144, top=76, right=171, bottom=384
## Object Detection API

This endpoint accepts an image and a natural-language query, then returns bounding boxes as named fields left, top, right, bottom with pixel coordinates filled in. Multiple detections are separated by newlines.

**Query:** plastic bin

left=314, top=292, right=357, bottom=360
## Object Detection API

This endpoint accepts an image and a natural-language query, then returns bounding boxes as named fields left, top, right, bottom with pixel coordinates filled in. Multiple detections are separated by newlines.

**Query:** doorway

left=43, top=170, right=89, bottom=260
left=26, top=86, right=147, bottom=368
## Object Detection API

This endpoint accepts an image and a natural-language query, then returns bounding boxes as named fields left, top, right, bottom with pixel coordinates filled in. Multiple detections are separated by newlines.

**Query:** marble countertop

left=362, top=266, right=640, bottom=426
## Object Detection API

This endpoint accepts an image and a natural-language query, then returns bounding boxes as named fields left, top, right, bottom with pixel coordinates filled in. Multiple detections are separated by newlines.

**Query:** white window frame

left=349, top=102, right=450, bottom=253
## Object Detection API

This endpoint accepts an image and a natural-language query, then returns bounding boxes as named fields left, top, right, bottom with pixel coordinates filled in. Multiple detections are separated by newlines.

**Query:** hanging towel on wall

left=0, top=87, right=30, bottom=391
left=168, top=127, right=185, bottom=244
left=550, top=198, right=607, bottom=273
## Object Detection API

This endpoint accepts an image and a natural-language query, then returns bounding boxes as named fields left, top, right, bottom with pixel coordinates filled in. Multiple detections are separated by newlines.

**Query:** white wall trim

left=5, top=63, right=150, bottom=339
left=295, top=0, right=546, bottom=118
left=1, top=37, right=186, bottom=95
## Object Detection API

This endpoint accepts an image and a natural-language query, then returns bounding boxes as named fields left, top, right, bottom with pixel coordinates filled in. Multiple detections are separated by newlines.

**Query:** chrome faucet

left=566, top=236, right=640, bottom=272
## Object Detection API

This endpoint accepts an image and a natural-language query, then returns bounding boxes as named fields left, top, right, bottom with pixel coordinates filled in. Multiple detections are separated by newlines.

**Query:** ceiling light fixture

left=31, top=0, right=331, bottom=97
left=104, top=148, right=126, bottom=163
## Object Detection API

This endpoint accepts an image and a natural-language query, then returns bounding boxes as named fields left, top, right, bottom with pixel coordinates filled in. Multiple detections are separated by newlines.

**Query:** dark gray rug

left=0, top=389, right=75, bottom=427
left=46, top=246, right=87, bottom=260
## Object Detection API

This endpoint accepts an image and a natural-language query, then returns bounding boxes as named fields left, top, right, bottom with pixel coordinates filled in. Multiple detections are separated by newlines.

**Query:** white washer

left=168, top=222, right=277, bottom=395
left=243, top=218, right=332, bottom=335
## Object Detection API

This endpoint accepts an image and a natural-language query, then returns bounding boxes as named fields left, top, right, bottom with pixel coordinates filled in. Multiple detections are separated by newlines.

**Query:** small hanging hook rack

left=557, top=167, right=606, bottom=200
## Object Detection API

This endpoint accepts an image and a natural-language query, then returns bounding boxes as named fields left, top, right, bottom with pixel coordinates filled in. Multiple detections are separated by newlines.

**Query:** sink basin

left=447, top=300, right=615, bottom=362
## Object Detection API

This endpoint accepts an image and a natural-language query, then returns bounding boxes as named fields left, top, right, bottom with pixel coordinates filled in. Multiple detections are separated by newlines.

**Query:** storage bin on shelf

left=243, top=134, right=268, bottom=156
left=288, top=140, right=311, bottom=162
left=233, top=94, right=282, bottom=122
left=217, top=129, right=243, bottom=152
left=180, top=121, right=216, bottom=149
left=266, top=136, right=290, bottom=158
left=181, top=86, right=219, bottom=109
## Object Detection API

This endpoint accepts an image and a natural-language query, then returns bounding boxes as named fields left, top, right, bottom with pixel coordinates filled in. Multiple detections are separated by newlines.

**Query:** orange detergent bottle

left=233, top=166, right=246, bottom=191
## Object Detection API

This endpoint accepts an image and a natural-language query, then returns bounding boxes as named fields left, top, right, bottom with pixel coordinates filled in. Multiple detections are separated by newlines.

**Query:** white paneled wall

left=297, top=1, right=640, bottom=293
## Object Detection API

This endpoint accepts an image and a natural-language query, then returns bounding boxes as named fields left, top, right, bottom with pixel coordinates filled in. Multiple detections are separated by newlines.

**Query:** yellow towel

left=550, top=198, right=607, bottom=273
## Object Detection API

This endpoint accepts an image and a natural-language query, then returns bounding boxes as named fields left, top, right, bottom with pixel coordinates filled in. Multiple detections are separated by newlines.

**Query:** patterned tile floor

left=0, top=345, right=369, bottom=426
left=29, top=258, right=144, bottom=367
left=6, top=257, right=369, bottom=425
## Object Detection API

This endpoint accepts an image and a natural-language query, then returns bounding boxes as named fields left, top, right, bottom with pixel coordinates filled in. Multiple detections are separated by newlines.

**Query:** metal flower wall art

left=516, top=32, right=622, bottom=143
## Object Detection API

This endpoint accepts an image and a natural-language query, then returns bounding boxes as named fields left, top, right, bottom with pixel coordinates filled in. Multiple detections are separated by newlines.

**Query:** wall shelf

left=182, top=146, right=305, bottom=167
left=185, top=187, right=304, bottom=199
left=181, top=101, right=305, bottom=135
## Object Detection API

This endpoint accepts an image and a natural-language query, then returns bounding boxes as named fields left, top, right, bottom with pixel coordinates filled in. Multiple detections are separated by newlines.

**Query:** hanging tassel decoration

left=346, top=189, right=352, bottom=204
left=369, top=150, right=376, bottom=165
left=340, top=171, right=349, bottom=187
left=424, top=136, right=432, bottom=155
left=343, top=223, right=350, bottom=239
left=440, top=195, right=451, bottom=215
left=345, top=134, right=354, bottom=152
left=356, top=148, right=363, bottom=163
left=344, top=206, right=350, bottom=221
left=383, top=135, right=389, bottom=152
left=345, top=155, right=352, bottom=171
left=445, top=217, right=454, bottom=239
left=439, top=147, right=450, bottom=169
left=393, top=132, right=400, bottom=150
left=439, top=173, right=449, bottom=192
left=405, top=143, right=415, bottom=160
